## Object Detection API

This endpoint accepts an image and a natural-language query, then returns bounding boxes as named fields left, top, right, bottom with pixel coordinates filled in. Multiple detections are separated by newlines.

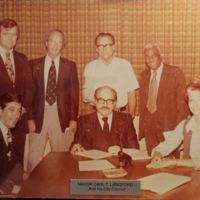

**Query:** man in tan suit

left=139, top=43, right=189, bottom=155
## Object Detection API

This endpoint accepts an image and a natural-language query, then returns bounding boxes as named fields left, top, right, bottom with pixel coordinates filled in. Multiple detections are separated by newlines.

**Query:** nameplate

left=70, top=179, right=140, bottom=195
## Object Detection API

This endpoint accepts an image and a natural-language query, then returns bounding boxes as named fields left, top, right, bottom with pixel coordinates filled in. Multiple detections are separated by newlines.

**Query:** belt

left=118, top=106, right=127, bottom=112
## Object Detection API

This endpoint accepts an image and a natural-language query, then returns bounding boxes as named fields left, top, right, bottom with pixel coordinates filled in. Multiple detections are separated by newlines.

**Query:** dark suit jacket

left=30, top=57, right=79, bottom=133
left=74, top=111, right=139, bottom=152
left=0, top=130, right=18, bottom=188
left=0, top=50, right=34, bottom=118
left=139, top=64, right=189, bottom=153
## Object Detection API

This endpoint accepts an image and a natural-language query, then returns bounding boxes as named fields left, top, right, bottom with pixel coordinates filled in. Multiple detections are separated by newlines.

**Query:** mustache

left=100, top=106, right=110, bottom=109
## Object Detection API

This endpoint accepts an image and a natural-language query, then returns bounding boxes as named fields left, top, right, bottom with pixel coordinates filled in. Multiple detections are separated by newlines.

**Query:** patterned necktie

left=5, top=51, right=15, bottom=85
left=46, top=60, right=57, bottom=105
left=147, top=70, right=157, bottom=113
left=7, top=130, right=12, bottom=160
left=102, top=117, right=109, bottom=134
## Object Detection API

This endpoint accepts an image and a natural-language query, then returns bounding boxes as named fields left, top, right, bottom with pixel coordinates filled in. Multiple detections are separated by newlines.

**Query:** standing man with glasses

left=0, top=18, right=34, bottom=164
left=139, top=43, right=189, bottom=155
left=71, top=86, right=139, bottom=154
left=83, top=32, right=139, bottom=118
left=28, top=29, right=79, bottom=172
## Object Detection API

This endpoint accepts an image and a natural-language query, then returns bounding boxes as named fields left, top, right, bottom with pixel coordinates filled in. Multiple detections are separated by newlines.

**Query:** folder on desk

left=138, top=172, right=191, bottom=195
left=79, top=160, right=115, bottom=171
left=76, top=149, right=112, bottom=160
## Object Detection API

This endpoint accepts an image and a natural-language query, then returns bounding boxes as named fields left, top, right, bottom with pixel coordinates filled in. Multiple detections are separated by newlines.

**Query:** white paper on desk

left=122, top=148, right=151, bottom=160
left=138, top=172, right=191, bottom=195
left=79, top=160, right=115, bottom=171
left=76, top=149, right=112, bottom=160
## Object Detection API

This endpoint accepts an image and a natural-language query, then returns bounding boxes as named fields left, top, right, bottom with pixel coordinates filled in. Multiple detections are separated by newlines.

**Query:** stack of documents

left=138, top=172, right=191, bottom=195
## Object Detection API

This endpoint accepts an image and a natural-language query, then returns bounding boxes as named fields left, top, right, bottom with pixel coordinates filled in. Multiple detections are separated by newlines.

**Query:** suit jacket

left=0, top=129, right=17, bottom=185
left=0, top=50, right=34, bottom=118
left=139, top=64, right=189, bottom=153
left=30, top=57, right=79, bottom=133
left=74, top=111, right=139, bottom=152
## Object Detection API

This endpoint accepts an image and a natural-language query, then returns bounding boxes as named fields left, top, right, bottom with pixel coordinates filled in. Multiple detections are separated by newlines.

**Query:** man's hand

left=147, top=158, right=176, bottom=169
left=65, top=120, right=77, bottom=135
left=70, top=143, right=85, bottom=155
left=147, top=151, right=177, bottom=169
left=11, top=185, right=21, bottom=194
left=28, top=120, right=36, bottom=133
left=146, top=151, right=163, bottom=168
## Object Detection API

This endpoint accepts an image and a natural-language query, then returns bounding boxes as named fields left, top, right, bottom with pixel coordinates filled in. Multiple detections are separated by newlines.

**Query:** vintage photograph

left=0, top=0, right=199, bottom=199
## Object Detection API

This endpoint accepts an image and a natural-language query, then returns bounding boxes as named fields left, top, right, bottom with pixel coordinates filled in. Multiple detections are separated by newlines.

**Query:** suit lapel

left=143, top=71, right=151, bottom=105
left=13, top=51, right=21, bottom=87
left=35, top=58, right=45, bottom=93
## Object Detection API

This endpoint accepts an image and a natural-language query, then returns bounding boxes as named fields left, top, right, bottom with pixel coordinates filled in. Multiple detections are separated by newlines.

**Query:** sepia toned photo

left=0, top=0, right=200, bottom=199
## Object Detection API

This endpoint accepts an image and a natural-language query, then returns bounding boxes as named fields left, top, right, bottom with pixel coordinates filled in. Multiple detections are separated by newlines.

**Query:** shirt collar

left=45, top=54, right=60, bottom=67
left=0, top=120, right=9, bottom=144
left=0, top=46, right=13, bottom=62
left=97, top=112, right=113, bottom=122
left=186, top=116, right=198, bottom=132
left=150, top=62, right=163, bottom=74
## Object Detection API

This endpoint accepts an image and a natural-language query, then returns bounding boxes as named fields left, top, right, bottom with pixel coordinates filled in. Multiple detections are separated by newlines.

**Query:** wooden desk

left=18, top=152, right=200, bottom=199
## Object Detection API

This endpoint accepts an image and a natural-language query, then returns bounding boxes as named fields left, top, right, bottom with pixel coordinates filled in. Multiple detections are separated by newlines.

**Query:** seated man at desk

left=147, top=76, right=200, bottom=169
left=71, top=86, right=139, bottom=154
left=0, top=93, right=24, bottom=195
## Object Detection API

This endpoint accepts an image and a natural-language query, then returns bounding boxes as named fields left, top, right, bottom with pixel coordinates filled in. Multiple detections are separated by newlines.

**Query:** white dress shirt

left=149, top=63, right=164, bottom=90
left=83, top=57, right=139, bottom=108
left=97, top=112, right=113, bottom=131
left=0, top=120, right=9, bottom=146
left=152, top=116, right=200, bottom=168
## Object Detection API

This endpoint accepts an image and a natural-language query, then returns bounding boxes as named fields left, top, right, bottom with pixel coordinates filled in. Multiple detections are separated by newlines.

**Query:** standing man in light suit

left=139, top=43, right=189, bottom=155
left=0, top=18, right=34, bottom=163
left=28, top=29, right=79, bottom=172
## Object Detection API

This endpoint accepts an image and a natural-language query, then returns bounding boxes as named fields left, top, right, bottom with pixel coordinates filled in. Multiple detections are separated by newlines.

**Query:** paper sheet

left=138, top=172, right=191, bottom=195
left=76, top=149, right=112, bottom=160
left=78, top=160, right=115, bottom=171
left=123, top=148, right=151, bottom=160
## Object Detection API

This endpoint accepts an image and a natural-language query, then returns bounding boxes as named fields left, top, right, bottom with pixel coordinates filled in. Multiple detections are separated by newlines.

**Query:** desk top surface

left=18, top=152, right=200, bottom=199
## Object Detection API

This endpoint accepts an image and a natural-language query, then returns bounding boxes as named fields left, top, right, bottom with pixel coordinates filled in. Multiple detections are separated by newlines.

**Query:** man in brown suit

left=139, top=43, right=189, bottom=155
left=28, top=29, right=79, bottom=172
left=71, top=86, right=139, bottom=154
left=0, top=18, right=34, bottom=163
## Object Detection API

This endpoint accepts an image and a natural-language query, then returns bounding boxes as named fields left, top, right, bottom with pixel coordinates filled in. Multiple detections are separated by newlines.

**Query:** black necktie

left=102, top=117, right=109, bottom=134
left=46, top=61, right=57, bottom=105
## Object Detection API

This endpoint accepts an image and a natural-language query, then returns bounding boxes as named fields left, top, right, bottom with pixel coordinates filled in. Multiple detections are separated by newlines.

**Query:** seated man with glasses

left=71, top=86, right=139, bottom=154
left=83, top=32, right=139, bottom=118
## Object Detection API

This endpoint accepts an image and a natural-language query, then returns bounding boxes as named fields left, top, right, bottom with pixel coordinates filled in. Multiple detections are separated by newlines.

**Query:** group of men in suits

left=0, top=17, right=189, bottom=194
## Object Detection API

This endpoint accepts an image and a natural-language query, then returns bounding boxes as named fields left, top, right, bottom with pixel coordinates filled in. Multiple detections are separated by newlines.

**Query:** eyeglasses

left=96, top=98, right=116, bottom=105
left=96, top=43, right=113, bottom=49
